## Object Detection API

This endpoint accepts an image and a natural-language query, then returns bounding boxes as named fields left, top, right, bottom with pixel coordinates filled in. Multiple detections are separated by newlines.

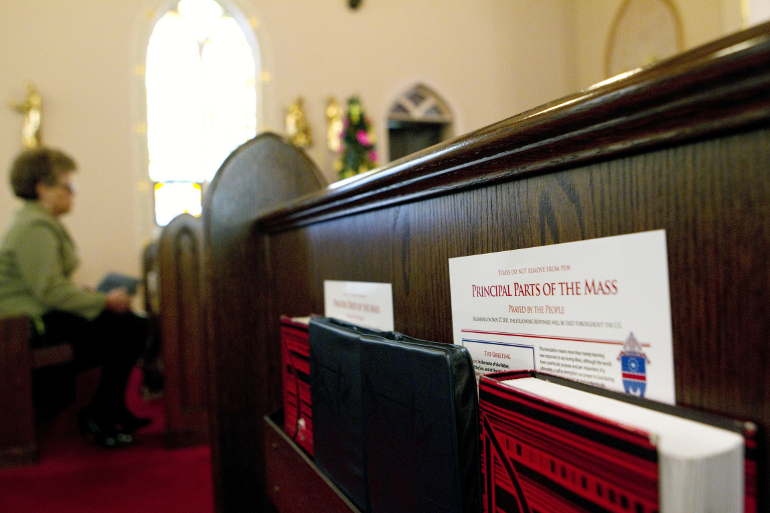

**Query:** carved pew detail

left=159, top=213, right=208, bottom=448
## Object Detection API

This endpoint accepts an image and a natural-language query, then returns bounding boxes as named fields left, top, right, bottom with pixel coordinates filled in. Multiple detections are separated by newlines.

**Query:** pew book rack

left=203, top=23, right=770, bottom=513
left=265, top=411, right=360, bottom=513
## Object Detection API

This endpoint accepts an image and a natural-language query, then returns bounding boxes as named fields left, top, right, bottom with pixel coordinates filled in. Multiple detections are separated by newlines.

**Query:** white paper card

left=449, top=230, right=675, bottom=404
left=324, top=280, right=394, bottom=331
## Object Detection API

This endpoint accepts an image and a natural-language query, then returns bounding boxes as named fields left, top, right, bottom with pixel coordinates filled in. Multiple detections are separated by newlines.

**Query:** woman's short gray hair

left=9, top=147, right=76, bottom=200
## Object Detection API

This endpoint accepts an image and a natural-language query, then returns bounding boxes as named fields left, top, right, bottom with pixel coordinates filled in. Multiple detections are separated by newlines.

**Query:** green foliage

left=336, top=96, right=378, bottom=180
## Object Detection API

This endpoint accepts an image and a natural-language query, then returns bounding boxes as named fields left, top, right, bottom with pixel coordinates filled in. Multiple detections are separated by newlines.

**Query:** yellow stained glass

left=154, top=182, right=202, bottom=226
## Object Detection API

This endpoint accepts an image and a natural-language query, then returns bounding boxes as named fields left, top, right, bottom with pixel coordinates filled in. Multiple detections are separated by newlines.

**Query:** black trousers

left=37, top=310, right=148, bottom=418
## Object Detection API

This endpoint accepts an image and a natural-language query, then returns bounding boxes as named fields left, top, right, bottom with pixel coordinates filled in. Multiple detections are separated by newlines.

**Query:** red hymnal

left=479, top=370, right=756, bottom=513
left=280, top=316, right=313, bottom=455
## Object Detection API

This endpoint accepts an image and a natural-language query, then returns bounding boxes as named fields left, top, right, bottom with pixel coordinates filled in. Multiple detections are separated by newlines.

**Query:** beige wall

left=254, top=0, right=576, bottom=176
left=0, top=0, right=749, bottom=291
left=1, top=1, right=143, bottom=287
left=572, top=0, right=745, bottom=90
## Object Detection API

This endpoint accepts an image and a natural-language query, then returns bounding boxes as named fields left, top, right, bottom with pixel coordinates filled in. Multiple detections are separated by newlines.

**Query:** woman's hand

left=104, top=287, right=131, bottom=313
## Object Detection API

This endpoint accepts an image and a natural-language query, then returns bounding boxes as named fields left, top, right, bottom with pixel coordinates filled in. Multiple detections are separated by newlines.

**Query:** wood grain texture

left=260, top=22, right=770, bottom=233
left=203, top=133, right=327, bottom=513
left=206, top=25, right=770, bottom=512
left=259, top=26, right=770, bottom=511
left=158, top=213, right=208, bottom=448
left=0, top=315, right=36, bottom=466
left=267, top=130, right=770, bottom=509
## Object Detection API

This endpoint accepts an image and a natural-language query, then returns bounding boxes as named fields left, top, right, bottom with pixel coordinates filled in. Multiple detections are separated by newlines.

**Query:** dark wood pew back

left=206, top=22, right=770, bottom=513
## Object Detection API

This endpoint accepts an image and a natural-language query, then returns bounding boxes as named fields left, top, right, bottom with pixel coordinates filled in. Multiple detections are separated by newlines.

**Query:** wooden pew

left=158, top=213, right=208, bottom=448
left=0, top=315, right=73, bottom=467
left=140, top=240, right=163, bottom=399
left=204, top=22, right=770, bottom=513
left=202, top=133, right=327, bottom=512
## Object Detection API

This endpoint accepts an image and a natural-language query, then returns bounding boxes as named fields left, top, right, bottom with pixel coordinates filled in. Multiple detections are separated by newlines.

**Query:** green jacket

left=0, top=201, right=106, bottom=329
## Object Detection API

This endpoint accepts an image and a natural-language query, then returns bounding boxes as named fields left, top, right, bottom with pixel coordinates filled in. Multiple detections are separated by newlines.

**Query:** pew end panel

left=159, top=213, right=209, bottom=448
left=0, top=315, right=36, bottom=466
left=141, top=240, right=163, bottom=399
left=203, top=133, right=327, bottom=512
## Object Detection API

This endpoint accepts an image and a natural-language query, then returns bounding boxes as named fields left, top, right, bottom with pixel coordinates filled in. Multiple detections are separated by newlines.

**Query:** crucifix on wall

left=9, top=83, right=42, bottom=148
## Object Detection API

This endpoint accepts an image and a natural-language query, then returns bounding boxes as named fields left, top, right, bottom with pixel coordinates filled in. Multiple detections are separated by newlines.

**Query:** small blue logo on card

left=618, top=333, right=649, bottom=397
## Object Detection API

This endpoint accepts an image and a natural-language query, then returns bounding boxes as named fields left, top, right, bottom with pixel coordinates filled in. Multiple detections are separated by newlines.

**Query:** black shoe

left=115, top=408, right=152, bottom=433
left=76, top=408, right=135, bottom=448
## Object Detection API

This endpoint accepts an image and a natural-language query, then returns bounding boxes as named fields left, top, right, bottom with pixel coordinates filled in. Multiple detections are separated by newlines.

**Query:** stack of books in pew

left=281, top=316, right=481, bottom=513
left=279, top=317, right=757, bottom=513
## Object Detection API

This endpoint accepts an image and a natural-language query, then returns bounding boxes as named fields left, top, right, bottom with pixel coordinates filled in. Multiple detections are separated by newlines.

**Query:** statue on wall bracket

left=326, top=97, right=343, bottom=153
left=286, top=96, right=313, bottom=148
left=10, top=83, right=42, bottom=148
left=286, top=96, right=312, bottom=149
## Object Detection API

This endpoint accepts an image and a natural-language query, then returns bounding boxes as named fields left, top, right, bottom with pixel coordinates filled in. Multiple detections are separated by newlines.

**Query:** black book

left=360, top=331, right=481, bottom=513
left=308, top=317, right=481, bottom=513
left=309, top=317, right=369, bottom=512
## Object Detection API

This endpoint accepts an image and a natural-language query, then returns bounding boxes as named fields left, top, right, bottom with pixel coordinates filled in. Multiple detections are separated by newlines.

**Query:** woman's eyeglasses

left=54, top=182, right=75, bottom=193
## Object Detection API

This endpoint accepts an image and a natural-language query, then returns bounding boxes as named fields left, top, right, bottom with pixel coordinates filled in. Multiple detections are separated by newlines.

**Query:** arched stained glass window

left=387, top=84, right=453, bottom=161
left=146, top=0, right=258, bottom=225
left=147, top=12, right=206, bottom=183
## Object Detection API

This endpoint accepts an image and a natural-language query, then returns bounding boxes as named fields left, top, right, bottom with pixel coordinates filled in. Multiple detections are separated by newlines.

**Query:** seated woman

left=0, top=147, right=150, bottom=448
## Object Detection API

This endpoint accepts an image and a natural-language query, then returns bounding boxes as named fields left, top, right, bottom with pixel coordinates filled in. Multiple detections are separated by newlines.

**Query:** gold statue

left=326, top=97, right=343, bottom=153
left=286, top=97, right=312, bottom=148
left=10, top=83, right=42, bottom=148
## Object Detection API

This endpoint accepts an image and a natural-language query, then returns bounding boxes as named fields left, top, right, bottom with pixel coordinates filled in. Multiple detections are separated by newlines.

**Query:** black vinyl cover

left=309, top=318, right=369, bottom=512
left=309, top=317, right=481, bottom=513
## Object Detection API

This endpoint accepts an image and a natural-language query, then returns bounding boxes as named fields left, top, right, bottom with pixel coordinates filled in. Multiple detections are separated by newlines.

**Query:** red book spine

left=280, top=317, right=313, bottom=455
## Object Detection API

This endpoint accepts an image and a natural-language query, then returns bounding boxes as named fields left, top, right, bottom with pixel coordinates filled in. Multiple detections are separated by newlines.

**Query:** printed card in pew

left=96, top=273, right=141, bottom=295
left=479, top=370, right=757, bottom=513
left=279, top=315, right=314, bottom=455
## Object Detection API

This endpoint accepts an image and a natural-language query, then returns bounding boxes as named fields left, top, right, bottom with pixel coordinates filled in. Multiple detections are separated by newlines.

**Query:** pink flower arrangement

left=336, top=96, right=378, bottom=180
left=356, top=130, right=370, bottom=146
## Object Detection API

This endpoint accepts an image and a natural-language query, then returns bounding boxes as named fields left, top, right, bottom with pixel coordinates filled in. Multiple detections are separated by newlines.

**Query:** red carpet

left=0, top=368, right=213, bottom=513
